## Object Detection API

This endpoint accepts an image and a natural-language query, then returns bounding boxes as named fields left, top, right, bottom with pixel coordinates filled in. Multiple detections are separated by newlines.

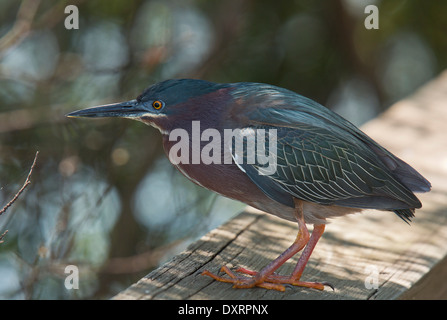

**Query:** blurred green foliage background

left=0, top=0, right=445, bottom=299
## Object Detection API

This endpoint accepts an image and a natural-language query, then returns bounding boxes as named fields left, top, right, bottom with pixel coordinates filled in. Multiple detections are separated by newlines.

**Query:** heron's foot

left=235, top=267, right=334, bottom=290
left=201, top=266, right=330, bottom=291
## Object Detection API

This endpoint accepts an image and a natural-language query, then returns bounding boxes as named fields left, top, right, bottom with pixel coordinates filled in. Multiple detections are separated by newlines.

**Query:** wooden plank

left=113, top=71, right=447, bottom=300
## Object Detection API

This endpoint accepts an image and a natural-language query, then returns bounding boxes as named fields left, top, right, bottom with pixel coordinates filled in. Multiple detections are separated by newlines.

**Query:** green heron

left=67, top=79, right=431, bottom=291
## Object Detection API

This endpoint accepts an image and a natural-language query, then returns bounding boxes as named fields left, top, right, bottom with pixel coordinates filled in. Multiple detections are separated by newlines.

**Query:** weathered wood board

left=113, top=71, right=447, bottom=300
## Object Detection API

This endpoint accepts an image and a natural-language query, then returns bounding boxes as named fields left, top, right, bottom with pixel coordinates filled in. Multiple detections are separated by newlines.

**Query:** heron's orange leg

left=232, top=224, right=327, bottom=290
left=201, top=200, right=329, bottom=291
left=201, top=266, right=287, bottom=291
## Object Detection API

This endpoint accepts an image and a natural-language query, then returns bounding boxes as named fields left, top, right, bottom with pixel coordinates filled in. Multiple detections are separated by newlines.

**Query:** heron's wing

left=231, top=124, right=422, bottom=211
left=230, top=83, right=430, bottom=194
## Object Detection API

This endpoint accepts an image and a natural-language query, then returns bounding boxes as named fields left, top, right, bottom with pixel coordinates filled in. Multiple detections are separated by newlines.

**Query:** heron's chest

left=161, top=133, right=254, bottom=200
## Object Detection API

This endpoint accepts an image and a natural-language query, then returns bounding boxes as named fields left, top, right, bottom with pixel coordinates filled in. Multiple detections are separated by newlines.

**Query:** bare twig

left=0, top=151, right=39, bottom=243
left=0, top=230, right=8, bottom=243
left=0, top=151, right=39, bottom=216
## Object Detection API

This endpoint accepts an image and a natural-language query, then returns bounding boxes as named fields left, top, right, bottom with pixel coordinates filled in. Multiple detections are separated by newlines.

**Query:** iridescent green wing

left=232, top=124, right=421, bottom=210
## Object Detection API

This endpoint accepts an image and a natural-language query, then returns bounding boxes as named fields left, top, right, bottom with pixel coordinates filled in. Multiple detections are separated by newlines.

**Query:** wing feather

left=227, top=83, right=429, bottom=212
left=231, top=124, right=421, bottom=210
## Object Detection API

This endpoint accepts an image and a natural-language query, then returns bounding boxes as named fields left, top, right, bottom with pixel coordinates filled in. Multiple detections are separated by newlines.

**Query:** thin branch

left=0, top=230, right=8, bottom=243
left=0, top=151, right=39, bottom=216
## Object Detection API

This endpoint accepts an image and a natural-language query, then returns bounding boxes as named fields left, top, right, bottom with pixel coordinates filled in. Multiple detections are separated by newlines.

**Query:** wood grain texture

left=113, top=71, right=447, bottom=300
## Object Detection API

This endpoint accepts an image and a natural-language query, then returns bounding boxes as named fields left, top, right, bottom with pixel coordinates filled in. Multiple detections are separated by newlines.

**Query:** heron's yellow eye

left=152, top=100, right=163, bottom=110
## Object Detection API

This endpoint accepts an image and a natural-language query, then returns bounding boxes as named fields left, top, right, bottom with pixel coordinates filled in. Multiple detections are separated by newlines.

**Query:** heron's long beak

left=66, top=99, right=147, bottom=119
